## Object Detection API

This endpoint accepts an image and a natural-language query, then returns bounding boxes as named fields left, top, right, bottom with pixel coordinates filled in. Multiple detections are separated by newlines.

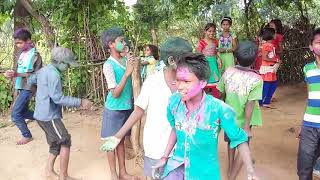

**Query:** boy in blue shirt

left=29, top=47, right=92, bottom=180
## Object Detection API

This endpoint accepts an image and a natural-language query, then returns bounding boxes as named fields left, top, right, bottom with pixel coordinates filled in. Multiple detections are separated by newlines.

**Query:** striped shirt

left=304, top=61, right=320, bottom=128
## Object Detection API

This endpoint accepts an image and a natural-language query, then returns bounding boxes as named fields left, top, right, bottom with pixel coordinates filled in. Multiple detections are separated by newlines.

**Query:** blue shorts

left=101, top=108, right=132, bottom=138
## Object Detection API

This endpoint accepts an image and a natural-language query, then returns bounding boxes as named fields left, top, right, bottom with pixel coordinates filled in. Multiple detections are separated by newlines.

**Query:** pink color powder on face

left=186, top=82, right=203, bottom=99
left=177, top=67, right=189, bottom=81
left=313, top=47, right=320, bottom=56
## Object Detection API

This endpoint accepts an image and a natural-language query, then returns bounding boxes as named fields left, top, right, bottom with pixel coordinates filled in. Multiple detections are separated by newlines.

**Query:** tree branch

left=18, top=0, right=55, bottom=49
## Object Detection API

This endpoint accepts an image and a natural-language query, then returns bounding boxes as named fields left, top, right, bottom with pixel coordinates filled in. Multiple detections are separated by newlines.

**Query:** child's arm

left=116, top=105, right=144, bottom=138
left=220, top=105, right=258, bottom=179
left=244, top=100, right=254, bottom=137
left=230, top=36, right=237, bottom=52
left=237, top=143, right=258, bottom=179
left=110, top=57, right=135, bottom=98
left=47, top=72, right=86, bottom=108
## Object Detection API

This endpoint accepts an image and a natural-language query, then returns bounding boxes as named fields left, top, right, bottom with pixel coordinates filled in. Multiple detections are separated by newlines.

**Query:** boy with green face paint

left=101, top=27, right=138, bottom=180
left=100, top=37, right=193, bottom=180
left=28, top=47, right=93, bottom=180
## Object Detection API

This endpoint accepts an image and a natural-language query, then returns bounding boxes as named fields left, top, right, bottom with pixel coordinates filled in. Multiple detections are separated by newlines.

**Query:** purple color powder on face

left=186, top=83, right=202, bottom=99
left=177, top=67, right=189, bottom=81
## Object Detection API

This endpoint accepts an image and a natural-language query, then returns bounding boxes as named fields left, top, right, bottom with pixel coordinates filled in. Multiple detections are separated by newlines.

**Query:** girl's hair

left=221, top=16, right=232, bottom=25
left=145, top=44, right=159, bottom=60
left=262, top=28, right=275, bottom=41
left=258, top=23, right=269, bottom=37
left=310, top=28, right=320, bottom=45
left=13, top=28, right=31, bottom=41
left=176, top=52, right=210, bottom=81
left=269, top=19, right=283, bottom=34
left=204, top=23, right=216, bottom=31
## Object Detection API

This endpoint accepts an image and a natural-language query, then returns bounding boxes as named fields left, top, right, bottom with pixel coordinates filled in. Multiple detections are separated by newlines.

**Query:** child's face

left=14, top=39, right=27, bottom=49
left=310, top=34, right=320, bottom=57
left=205, top=27, right=216, bottom=39
left=110, top=36, right=127, bottom=54
left=269, top=22, right=276, bottom=31
left=144, top=46, right=152, bottom=57
left=177, top=67, right=205, bottom=102
left=221, top=21, right=231, bottom=32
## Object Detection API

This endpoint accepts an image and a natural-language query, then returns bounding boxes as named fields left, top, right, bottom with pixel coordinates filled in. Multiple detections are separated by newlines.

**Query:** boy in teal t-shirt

left=101, top=27, right=138, bottom=180
left=217, top=41, right=263, bottom=180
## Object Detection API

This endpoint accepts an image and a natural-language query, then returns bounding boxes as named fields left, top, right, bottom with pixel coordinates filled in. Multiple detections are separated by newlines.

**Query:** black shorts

left=37, top=119, right=71, bottom=156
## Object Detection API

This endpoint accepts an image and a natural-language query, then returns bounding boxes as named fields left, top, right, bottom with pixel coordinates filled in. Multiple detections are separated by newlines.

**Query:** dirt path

left=0, top=84, right=306, bottom=180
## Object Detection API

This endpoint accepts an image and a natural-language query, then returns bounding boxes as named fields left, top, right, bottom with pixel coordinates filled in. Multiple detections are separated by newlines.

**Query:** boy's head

left=221, top=16, right=232, bottom=31
left=160, top=37, right=193, bottom=68
left=102, top=27, right=127, bottom=55
left=235, top=41, right=258, bottom=67
left=176, top=53, right=210, bottom=101
left=310, top=28, right=320, bottom=57
left=51, top=47, right=79, bottom=72
left=13, top=28, right=32, bottom=49
left=261, top=27, right=275, bottom=41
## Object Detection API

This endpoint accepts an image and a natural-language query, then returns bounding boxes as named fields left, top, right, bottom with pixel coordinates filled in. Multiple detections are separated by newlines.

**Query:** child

left=197, top=23, right=221, bottom=84
left=268, top=19, right=284, bottom=102
left=217, top=41, right=263, bottom=180
left=4, top=28, right=42, bottom=145
left=101, top=27, right=138, bottom=180
left=297, top=28, right=320, bottom=180
left=269, top=19, right=284, bottom=62
left=254, top=24, right=268, bottom=71
left=259, top=28, right=279, bottom=108
left=218, top=17, right=237, bottom=74
left=152, top=53, right=258, bottom=180
left=100, top=37, right=193, bottom=179
left=28, top=47, right=93, bottom=180
left=141, top=44, right=159, bottom=81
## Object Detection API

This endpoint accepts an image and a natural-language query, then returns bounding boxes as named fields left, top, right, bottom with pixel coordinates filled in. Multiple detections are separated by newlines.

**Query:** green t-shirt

left=217, top=67, right=263, bottom=127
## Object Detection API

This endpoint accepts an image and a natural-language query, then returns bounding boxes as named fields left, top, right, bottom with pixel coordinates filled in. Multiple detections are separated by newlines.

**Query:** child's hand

left=243, top=126, right=252, bottom=138
left=80, top=99, right=93, bottom=110
left=152, top=157, right=168, bottom=179
left=4, top=70, right=16, bottom=78
left=218, top=48, right=226, bottom=53
left=247, top=167, right=259, bottom=180
left=100, top=136, right=121, bottom=152
left=217, top=59, right=222, bottom=69
left=125, top=58, right=135, bottom=77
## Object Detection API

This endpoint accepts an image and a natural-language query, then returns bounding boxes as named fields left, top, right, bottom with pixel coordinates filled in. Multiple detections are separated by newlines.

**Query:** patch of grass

left=0, top=121, right=7, bottom=128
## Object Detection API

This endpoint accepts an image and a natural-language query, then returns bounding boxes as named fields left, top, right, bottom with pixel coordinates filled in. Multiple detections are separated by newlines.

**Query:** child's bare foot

left=262, top=104, right=276, bottom=109
left=111, top=173, right=119, bottom=180
left=119, top=173, right=140, bottom=180
left=16, top=137, right=33, bottom=145
left=59, top=176, right=82, bottom=180
left=45, top=170, right=59, bottom=180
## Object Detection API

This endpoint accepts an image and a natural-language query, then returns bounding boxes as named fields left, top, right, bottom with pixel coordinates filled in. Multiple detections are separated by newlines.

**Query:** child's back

left=218, top=67, right=263, bottom=128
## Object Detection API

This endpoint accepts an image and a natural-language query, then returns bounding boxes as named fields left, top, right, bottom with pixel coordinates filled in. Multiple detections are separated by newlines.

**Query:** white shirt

left=135, top=70, right=172, bottom=159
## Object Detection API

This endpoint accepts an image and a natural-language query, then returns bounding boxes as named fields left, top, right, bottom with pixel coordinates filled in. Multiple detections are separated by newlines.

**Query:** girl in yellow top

left=141, top=44, right=159, bottom=81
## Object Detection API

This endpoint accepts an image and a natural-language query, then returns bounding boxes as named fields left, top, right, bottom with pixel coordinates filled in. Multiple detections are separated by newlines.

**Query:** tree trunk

left=130, top=31, right=143, bottom=162
left=151, top=28, right=158, bottom=46
left=13, top=0, right=31, bottom=68
left=19, top=0, right=55, bottom=49
left=244, top=0, right=253, bottom=39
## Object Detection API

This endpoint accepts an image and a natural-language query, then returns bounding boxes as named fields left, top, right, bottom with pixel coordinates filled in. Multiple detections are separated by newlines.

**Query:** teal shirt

left=104, top=56, right=133, bottom=110
left=15, top=48, right=36, bottom=90
left=163, top=93, right=248, bottom=180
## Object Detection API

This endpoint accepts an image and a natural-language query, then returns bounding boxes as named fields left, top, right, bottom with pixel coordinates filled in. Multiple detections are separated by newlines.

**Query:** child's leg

left=264, top=81, right=278, bottom=105
left=107, top=150, right=118, bottom=180
left=297, top=126, right=320, bottom=180
left=117, top=138, right=136, bottom=180
left=260, top=81, right=270, bottom=105
left=11, top=90, right=33, bottom=144
left=46, top=153, right=59, bottom=178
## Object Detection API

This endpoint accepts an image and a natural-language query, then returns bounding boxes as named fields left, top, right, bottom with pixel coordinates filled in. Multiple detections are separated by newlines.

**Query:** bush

left=0, top=75, right=13, bottom=113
